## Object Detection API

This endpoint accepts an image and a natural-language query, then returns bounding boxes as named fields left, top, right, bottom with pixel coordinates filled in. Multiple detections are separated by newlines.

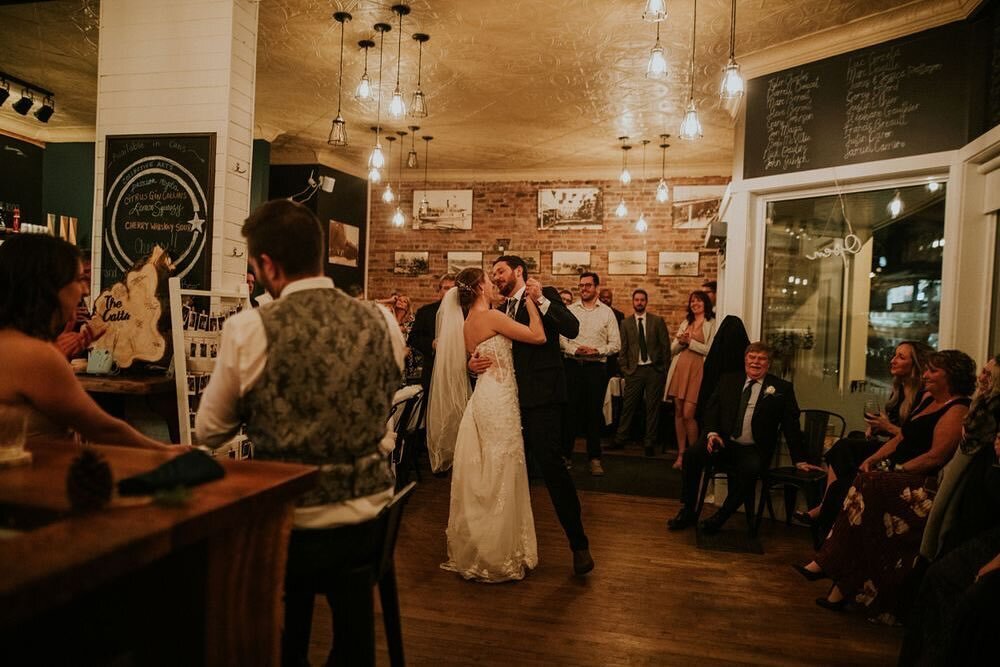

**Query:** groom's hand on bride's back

left=468, top=352, right=493, bottom=375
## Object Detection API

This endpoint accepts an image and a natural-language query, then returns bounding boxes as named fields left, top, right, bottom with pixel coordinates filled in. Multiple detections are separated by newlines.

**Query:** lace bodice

left=474, top=334, right=516, bottom=385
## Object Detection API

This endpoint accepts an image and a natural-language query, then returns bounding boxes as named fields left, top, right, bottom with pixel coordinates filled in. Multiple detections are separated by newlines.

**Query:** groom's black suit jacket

left=701, top=371, right=805, bottom=464
left=512, top=285, right=580, bottom=409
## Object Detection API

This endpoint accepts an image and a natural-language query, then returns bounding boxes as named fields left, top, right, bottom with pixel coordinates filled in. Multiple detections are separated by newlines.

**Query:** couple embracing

left=427, top=255, right=593, bottom=582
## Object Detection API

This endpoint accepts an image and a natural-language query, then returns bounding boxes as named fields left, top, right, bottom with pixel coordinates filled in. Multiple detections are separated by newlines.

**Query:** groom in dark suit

left=472, top=255, right=593, bottom=575
left=668, top=341, right=805, bottom=534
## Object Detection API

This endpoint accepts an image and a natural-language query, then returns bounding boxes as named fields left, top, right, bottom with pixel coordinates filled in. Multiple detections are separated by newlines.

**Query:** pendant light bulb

left=643, top=0, right=667, bottom=22
left=382, top=184, right=395, bottom=203
left=327, top=115, right=348, bottom=147
left=888, top=191, right=903, bottom=218
left=615, top=197, right=628, bottom=218
left=369, top=141, right=385, bottom=168
left=720, top=59, right=744, bottom=100
left=329, top=12, right=352, bottom=147
left=410, top=34, right=430, bottom=118
left=620, top=167, right=632, bottom=186
left=635, top=213, right=648, bottom=233
left=406, top=126, right=420, bottom=168
left=656, top=179, right=669, bottom=203
left=679, top=100, right=703, bottom=140
left=368, top=166, right=382, bottom=183
left=389, top=86, right=406, bottom=118
left=355, top=39, right=375, bottom=101
left=646, top=24, right=668, bottom=79
left=392, top=206, right=406, bottom=227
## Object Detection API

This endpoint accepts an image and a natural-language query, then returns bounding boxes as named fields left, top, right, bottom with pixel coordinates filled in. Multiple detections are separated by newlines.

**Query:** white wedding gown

left=441, top=334, right=538, bottom=582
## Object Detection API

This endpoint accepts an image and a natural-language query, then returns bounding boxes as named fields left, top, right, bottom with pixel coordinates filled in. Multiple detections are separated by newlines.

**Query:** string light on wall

left=678, top=0, right=703, bottom=140
left=419, top=135, right=433, bottom=216
left=407, top=125, right=420, bottom=168
left=656, top=134, right=670, bottom=203
left=354, top=39, right=375, bottom=101
left=635, top=139, right=650, bottom=233
left=646, top=22, right=668, bottom=79
left=382, top=134, right=396, bottom=202
left=888, top=190, right=903, bottom=217
left=719, top=0, right=744, bottom=100
left=388, top=4, right=410, bottom=119
left=368, top=22, right=392, bottom=181
left=327, top=11, right=351, bottom=147
left=642, top=0, right=667, bottom=22
left=926, top=180, right=941, bottom=192
left=392, top=129, right=408, bottom=226
left=410, top=33, right=430, bottom=118
left=618, top=136, right=632, bottom=185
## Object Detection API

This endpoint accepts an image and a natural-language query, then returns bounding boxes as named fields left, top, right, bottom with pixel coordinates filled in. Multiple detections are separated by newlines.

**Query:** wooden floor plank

left=308, top=473, right=902, bottom=666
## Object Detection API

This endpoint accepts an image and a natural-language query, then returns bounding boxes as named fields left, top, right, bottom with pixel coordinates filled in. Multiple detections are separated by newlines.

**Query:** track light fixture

left=0, top=72, right=54, bottom=122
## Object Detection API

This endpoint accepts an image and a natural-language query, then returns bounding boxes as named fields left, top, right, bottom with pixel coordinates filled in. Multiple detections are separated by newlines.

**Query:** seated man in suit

left=668, top=341, right=805, bottom=534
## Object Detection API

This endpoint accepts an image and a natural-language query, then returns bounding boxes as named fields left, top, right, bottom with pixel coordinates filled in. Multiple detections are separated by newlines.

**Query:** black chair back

left=389, top=390, right=424, bottom=467
left=377, top=481, right=417, bottom=580
left=799, top=409, right=846, bottom=465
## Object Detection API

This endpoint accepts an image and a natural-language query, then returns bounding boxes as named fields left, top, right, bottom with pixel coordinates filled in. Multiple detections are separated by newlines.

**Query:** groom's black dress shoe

left=698, top=511, right=729, bottom=535
left=573, top=548, right=595, bottom=576
left=666, top=509, right=697, bottom=531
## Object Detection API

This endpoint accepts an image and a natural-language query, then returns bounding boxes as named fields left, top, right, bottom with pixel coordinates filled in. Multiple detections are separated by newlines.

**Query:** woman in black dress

left=795, top=350, right=976, bottom=623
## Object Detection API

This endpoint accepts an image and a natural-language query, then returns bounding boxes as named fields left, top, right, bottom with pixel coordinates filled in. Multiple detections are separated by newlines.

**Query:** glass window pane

left=762, top=183, right=946, bottom=431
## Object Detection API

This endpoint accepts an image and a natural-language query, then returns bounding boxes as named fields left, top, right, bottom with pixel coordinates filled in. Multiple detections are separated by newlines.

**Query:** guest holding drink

left=664, top=291, right=715, bottom=469
left=0, top=235, right=169, bottom=449
left=797, top=341, right=931, bottom=533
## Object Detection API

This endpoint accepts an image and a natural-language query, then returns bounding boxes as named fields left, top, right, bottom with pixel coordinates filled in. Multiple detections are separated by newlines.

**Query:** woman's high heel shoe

left=815, top=596, right=849, bottom=612
left=793, top=510, right=815, bottom=526
left=792, top=563, right=828, bottom=582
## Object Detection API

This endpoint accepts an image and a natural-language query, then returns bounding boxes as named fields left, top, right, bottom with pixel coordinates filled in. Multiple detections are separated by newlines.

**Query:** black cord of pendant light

left=729, top=0, right=737, bottom=60
left=688, top=0, right=697, bottom=102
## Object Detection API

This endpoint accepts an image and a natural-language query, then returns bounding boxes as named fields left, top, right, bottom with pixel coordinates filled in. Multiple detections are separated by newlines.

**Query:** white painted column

left=91, top=0, right=258, bottom=293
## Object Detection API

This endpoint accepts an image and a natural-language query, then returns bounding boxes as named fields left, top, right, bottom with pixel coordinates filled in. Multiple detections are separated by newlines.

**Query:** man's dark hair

left=701, top=280, right=717, bottom=292
left=242, top=199, right=323, bottom=278
left=632, top=288, right=648, bottom=299
left=0, top=234, right=81, bottom=340
left=579, top=271, right=600, bottom=286
left=439, top=273, right=457, bottom=289
left=494, top=255, right=528, bottom=280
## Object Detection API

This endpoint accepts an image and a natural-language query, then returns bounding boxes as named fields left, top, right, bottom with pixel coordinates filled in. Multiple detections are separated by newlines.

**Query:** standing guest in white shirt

left=195, top=199, right=405, bottom=667
left=614, top=289, right=670, bottom=457
left=560, top=271, right=621, bottom=476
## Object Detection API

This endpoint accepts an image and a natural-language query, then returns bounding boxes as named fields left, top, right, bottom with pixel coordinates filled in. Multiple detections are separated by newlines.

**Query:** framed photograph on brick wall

left=412, top=190, right=473, bottom=230
left=447, top=251, right=483, bottom=274
left=658, top=251, right=700, bottom=276
left=394, top=251, right=429, bottom=276
left=608, top=250, right=647, bottom=275
left=552, top=251, right=592, bottom=275
left=328, top=220, right=360, bottom=267
left=672, top=185, right=726, bottom=229
left=538, top=187, right=603, bottom=230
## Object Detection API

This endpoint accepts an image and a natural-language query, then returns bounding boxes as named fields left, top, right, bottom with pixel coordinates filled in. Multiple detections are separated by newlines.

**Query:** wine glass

left=863, top=396, right=881, bottom=422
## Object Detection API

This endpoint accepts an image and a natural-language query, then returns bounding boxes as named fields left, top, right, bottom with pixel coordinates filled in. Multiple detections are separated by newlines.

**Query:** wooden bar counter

left=0, top=440, right=316, bottom=665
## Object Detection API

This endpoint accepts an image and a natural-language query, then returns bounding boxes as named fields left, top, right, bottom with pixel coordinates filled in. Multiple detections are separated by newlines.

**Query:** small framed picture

left=394, top=251, right=430, bottom=276
left=447, top=251, right=483, bottom=275
left=658, top=251, right=700, bottom=276
left=551, top=251, right=592, bottom=275
left=608, top=250, right=647, bottom=275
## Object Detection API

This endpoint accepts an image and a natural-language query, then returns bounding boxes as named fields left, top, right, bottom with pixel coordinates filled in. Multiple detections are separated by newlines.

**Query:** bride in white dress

left=429, top=266, right=546, bottom=582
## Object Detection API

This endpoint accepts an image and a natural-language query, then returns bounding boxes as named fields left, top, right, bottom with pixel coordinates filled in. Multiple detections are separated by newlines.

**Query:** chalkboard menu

left=101, top=134, right=215, bottom=290
left=744, top=22, right=971, bottom=178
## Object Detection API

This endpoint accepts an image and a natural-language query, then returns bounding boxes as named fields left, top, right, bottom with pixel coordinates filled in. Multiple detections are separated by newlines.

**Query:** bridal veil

left=426, top=287, right=471, bottom=472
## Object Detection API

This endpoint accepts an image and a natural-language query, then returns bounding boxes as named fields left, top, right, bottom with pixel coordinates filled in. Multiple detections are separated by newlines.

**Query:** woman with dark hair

left=795, top=349, right=976, bottom=623
left=798, top=341, right=932, bottom=532
left=664, top=290, right=716, bottom=469
left=0, top=235, right=168, bottom=450
left=430, top=266, right=546, bottom=582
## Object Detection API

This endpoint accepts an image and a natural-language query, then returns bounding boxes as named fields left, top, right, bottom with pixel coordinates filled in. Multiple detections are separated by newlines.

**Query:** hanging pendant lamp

left=643, top=0, right=667, bottom=22
left=355, top=39, right=375, bottom=101
left=678, top=0, right=703, bottom=140
left=327, top=11, right=351, bottom=147
left=656, top=135, right=670, bottom=203
left=419, top=136, right=433, bottom=217
left=618, top=137, right=632, bottom=185
left=389, top=5, right=410, bottom=119
left=719, top=0, right=744, bottom=100
left=369, top=23, right=392, bottom=180
left=635, top=140, right=650, bottom=233
left=382, top=135, right=396, bottom=203
left=406, top=125, right=420, bottom=168
left=410, top=33, right=430, bottom=117
left=392, top=130, right=408, bottom=226
left=646, top=22, right=668, bottom=79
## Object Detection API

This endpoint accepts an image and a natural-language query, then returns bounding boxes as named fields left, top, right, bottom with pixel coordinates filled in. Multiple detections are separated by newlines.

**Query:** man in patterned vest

left=196, top=199, right=405, bottom=667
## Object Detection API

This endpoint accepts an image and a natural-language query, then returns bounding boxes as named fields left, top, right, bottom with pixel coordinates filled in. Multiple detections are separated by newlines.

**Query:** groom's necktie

left=732, top=379, right=756, bottom=439
left=506, top=297, right=519, bottom=319
left=637, top=317, right=649, bottom=363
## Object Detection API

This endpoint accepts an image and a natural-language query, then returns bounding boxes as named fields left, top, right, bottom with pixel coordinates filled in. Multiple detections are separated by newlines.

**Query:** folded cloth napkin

left=118, top=450, right=225, bottom=495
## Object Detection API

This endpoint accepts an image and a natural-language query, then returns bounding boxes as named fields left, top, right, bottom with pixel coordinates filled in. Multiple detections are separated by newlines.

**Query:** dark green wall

left=250, top=139, right=270, bottom=211
left=42, top=142, right=95, bottom=250
left=0, top=135, right=44, bottom=228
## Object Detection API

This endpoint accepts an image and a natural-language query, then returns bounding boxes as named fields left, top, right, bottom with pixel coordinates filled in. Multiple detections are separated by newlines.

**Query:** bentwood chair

left=372, top=481, right=417, bottom=667
left=755, top=409, right=846, bottom=547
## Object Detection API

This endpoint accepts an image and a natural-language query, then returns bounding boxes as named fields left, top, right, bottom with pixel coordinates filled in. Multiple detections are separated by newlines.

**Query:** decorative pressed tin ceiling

left=0, top=0, right=983, bottom=177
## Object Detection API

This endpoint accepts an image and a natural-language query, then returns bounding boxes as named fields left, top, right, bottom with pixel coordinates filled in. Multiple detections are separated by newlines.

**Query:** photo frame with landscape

left=671, top=184, right=727, bottom=230
left=412, top=190, right=473, bottom=230
left=551, top=251, right=592, bottom=275
left=608, top=250, right=647, bottom=275
left=537, top=187, right=602, bottom=230
left=394, top=251, right=430, bottom=276
left=658, top=251, right=700, bottom=276
left=447, top=251, right=483, bottom=274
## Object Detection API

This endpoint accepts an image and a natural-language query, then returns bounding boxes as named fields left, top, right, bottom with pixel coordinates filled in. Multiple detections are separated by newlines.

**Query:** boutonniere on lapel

left=763, top=385, right=778, bottom=397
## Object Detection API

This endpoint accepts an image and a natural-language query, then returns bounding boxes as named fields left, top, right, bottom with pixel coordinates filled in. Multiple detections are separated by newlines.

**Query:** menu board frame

left=100, top=133, right=216, bottom=290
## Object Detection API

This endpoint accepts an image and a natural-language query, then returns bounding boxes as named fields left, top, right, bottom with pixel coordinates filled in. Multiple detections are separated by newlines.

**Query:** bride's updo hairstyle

left=455, top=267, right=485, bottom=314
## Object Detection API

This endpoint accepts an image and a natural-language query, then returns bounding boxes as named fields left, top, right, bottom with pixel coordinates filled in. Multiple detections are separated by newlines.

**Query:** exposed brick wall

left=368, top=176, right=727, bottom=328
